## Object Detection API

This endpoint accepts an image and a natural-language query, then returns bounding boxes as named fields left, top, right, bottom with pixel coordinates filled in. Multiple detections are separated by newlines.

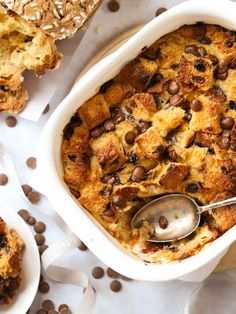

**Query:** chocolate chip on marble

left=221, top=117, right=234, bottom=130
left=190, top=99, right=202, bottom=112
left=112, top=194, right=126, bottom=208
left=130, top=166, right=146, bottom=182
left=92, top=266, right=105, bottom=279
left=43, top=104, right=50, bottom=114
left=155, top=7, right=167, bottom=16
left=42, top=300, right=55, bottom=312
left=58, top=304, right=69, bottom=312
left=28, top=191, right=41, bottom=204
left=18, top=209, right=30, bottom=222
left=28, top=216, right=36, bottom=225
left=108, top=0, right=120, bottom=12
left=78, top=241, right=87, bottom=251
left=38, top=281, right=50, bottom=293
left=167, top=79, right=180, bottom=95
left=0, top=173, right=8, bottom=185
left=170, top=94, right=184, bottom=106
left=104, top=119, right=115, bottom=132
left=90, top=127, right=103, bottom=138
left=26, top=157, right=37, bottom=169
left=6, top=116, right=17, bottom=127
left=35, top=233, right=45, bottom=245
left=125, top=131, right=136, bottom=144
left=22, top=184, right=32, bottom=196
left=39, top=244, right=48, bottom=255
left=34, top=221, right=46, bottom=233
left=60, top=309, right=72, bottom=314
left=107, top=267, right=120, bottom=279
left=110, top=280, right=122, bottom=292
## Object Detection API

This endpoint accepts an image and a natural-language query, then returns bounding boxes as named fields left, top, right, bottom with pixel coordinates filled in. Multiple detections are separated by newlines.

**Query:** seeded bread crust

left=61, top=24, right=236, bottom=263
left=1, top=0, right=102, bottom=40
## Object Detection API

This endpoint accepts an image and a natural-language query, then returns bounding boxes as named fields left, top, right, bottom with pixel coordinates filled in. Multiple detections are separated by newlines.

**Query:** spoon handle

left=200, top=196, right=236, bottom=213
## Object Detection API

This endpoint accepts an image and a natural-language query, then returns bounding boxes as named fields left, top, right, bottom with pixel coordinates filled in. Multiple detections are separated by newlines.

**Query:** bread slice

left=0, top=84, right=28, bottom=113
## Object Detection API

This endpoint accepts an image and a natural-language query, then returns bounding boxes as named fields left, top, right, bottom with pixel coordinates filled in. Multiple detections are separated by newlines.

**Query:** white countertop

left=1, top=0, right=236, bottom=313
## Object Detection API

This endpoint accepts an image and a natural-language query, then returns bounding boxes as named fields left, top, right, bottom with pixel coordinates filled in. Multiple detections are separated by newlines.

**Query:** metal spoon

left=131, top=194, right=236, bottom=243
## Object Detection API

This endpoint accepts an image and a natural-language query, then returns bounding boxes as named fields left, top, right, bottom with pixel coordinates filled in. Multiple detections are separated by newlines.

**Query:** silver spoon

left=131, top=194, right=236, bottom=243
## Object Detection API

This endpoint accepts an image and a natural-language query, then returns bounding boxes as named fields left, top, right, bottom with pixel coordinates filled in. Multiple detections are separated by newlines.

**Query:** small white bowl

left=36, top=0, right=236, bottom=282
left=0, top=201, right=40, bottom=314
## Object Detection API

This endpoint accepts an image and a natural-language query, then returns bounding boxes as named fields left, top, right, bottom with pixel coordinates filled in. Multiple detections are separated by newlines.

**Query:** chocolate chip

left=101, top=174, right=117, bottom=185
left=194, top=59, right=206, bottom=72
left=142, top=47, right=161, bottom=60
left=107, top=268, right=120, bottom=279
left=35, top=233, right=45, bottom=245
left=6, top=116, right=17, bottom=127
left=207, top=86, right=226, bottom=103
left=216, top=71, right=228, bottom=80
left=139, top=72, right=149, bottom=84
left=90, top=127, right=103, bottom=138
left=185, top=183, right=199, bottom=193
left=28, top=191, right=40, bottom=204
left=26, top=157, right=37, bottom=169
left=225, top=39, right=234, bottom=48
left=125, top=131, right=136, bottom=144
left=22, top=184, right=32, bottom=196
left=158, top=216, right=168, bottom=229
left=43, top=104, right=50, bottom=114
left=191, top=99, right=202, bottom=112
left=218, top=60, right=228, bottom=73
left=221, top=117, right=234, bottom=130
left=136, top=120, right=152, bottom=133
left=99, top=79, right=114, bottom=93
left=169, top=94, right=184, bottom=106
left=205, top=54, right=218, bottom=65
left=110, top=280, right=122, bottom=292
left=193, top=23, right=207, bottom=37
left=112, top=194, right=126, bottom=208
left=218, top=137, right=230, bottom=149
left=108, top=0, right=120, bottom=12
left=60, top=309, right=72, bottom=314
left=167, top=79, right=180, bottom=95
left=100, top=186, right=110, bottom=196
left=198, top=37, right=212, bottom=45
left=156, top=7, right=167, bottom=16
left=184, top=44, right=198, bottom=56
left=184, top=112, right=192, bottom=122
left=0, top=173, right=8, bottom=185
left=18, top=209, right=30, bottom=222
left=34, top=221, right=46, bottom=233
left=92, top=266, right=104, bottom=279
left=39, top=244, right=48, bottom=255
left=104, top=119, right=115, bottom=131
left=69, top=188, right=81, bottom=198
left=229, top=100, right=236, bottom=110
left=58, top=305, right=69, bottom=311
left=197, top=46, right=207, bottom=57
left=114, top=113, right=125, bottom=124
left=167, top=148, right=177, bottom=161
left=192, top=76, right=205, bottom=84
left=101, top=208, right=116, bottom=222
left=28, top=216, right=36, bottom=225
left=38, top=281, right=50, bottom=293
left=78, top=241, right=87, bottom=251
left=42, top=300, right=55, bottom=311
left=128, top=152, right=138, bottom=164
left=130, top=166, right=146, bottom=182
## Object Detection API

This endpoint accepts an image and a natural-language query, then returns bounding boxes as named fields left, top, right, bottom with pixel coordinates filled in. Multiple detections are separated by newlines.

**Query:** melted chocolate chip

left=130, top=166, right=146, bottom=182
left=137, top=120, right=152, bottom=133
left=192, top=75, right=205, bottom=84
left=205, top=54, right=218, bottom=65
left=99, top=79, right=114, bottom=93
left=90, top=127, right=103, bottom=138
left=104, top=119, right=116, bottom=131
left=221, top=117, right=234, bottom=130
left=128, top=152, right=138, bottom=164
left=191, top=99, right=202, bottom=112
left=184, top=44, right=199, bottom=56
left=198, top=37, right=212, bottom=45
left=218, top=137, right=230, bottom=149
left=125, top=131, right=136, bottom=144
left=185, top=183, right=199, bottom=193
left=170, top=94, right=184, bottom=106
left=167, top=79, right=180, bottom=95
left=194, top=59, right=206, bottom=72
left=112, top=195, right=126, bottom=208
left=229, top=100, right=236, bottom=110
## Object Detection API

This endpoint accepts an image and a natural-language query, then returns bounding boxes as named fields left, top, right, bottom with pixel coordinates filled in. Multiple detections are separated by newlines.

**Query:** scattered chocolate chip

left=194, top=59, right=206, bottom=72
left=218, top=60, right=228, bottom=73
left=18, top=209, right=30, bottom=222
left=198, top=37, right=212, bottom=45
left=28, top=216, right=36, bottom=225
left=125, top=131, right=136, bottom=144
left=193, top=23, right=207, bottom=37
left=221, top=117, right=234, bottom=130
left=101, top=174, right=117, bottom=185
left=185, top=183, right=199, bottom=193
left=35, top=233, right=45, bottom=245
left=28, top=191, right=41, bottom=204
left=104, top=119, right=115, bottom=131
left=169, top=94, right=184, bottom=106
left=167, top=79, right=180, bottom=95
left=225, top=39, right=234, bottom=48
left=69, top=188, right=81, bottom=198
left=128, top=152, right=138, bottom=164
left=184, top=112, right=192, bottom=122
left=184, top=44, right=199, bottom=56
left=6, top=116, right=17, bottom=127
left=100, top=186, right=110, bottom=196
left=39, top=244, right=48, bottom=255
left=92, top=266, right=104, bottom=279
left=108, top=0, right=120, bottom=12
left=156, top=7, right=167, bottom=16
left=205, top=54, right=218, bottom=65
left=101, top=207, right=116, bottom=222
left=90, top=127, right=103, bottom=138
left=0, top=173, right=8, bottom=185
left=153, top=94, right=163, bottom=107
left=110, top=280, right=122, bottom=292
left=22, top=184, right=32, bottom=196
left=42, top=300, right=55, bottom=312
left=197, top=46, right=206, bottom=57
left=191, top=99, right=202, bottom=112
left=136, top=120, right=152, bottom=133
left=218, top=137, right=230, bottom=149
left=158, top=216, right=168, bottom=229
left=38, top=281, right=50, bottom=293
left=34, top=221, right=46, bottom=233
left=112, top=194, right=126, bottom=208
left=229, top=100, right=236, bottom=110
left=142, top=46, right=161, bottom=60
left=99, top=79, right=114, bottom=93
left=167, top=148, right=177, bottom=161
left=114, top=113, right=125, bottom=124
left=208, top=146, right=215, bottom=154
left=58, top=305, right=69, bottom=312
left=192, top=75, right=205, bottom=84
left=130, top=166, right=146, bottom=182
left=43, top=104, right=50, bottom=114
left=78, top=242, right=87, bottom=251
left=207, top=86, right=226, bottom=103
left=107, top=268, right=120, bottom=279
left=216, top=71, right=228, bottom=80
left=26, top=157, right=37, bottom=169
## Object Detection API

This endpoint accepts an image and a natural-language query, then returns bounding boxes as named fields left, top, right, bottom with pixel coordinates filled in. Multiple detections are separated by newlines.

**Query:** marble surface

left=1, top=0, right=236, bottom=313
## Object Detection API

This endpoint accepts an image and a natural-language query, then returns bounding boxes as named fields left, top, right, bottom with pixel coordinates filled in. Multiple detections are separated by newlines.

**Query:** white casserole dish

left=35, top=0, right=236, bottom=282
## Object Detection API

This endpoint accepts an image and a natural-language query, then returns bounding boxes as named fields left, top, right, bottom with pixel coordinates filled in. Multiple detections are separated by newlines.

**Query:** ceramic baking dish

left=35, top=0, right=236, bottom=282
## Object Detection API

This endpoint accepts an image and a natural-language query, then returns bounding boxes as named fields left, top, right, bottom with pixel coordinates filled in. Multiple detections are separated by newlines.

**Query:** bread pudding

left=61, top=23, right=236, bottom=263
left=0, top=217, right=24, bottom=304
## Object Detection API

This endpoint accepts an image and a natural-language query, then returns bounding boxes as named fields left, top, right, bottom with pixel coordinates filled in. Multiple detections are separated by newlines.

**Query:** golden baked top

left=61, top=23, right=236, bottom=263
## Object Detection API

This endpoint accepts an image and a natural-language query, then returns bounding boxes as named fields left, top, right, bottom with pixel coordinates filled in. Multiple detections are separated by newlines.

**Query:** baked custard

left=61, top=24, right=236, bottom=263
left=0, top=217, right=24, bottom=304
